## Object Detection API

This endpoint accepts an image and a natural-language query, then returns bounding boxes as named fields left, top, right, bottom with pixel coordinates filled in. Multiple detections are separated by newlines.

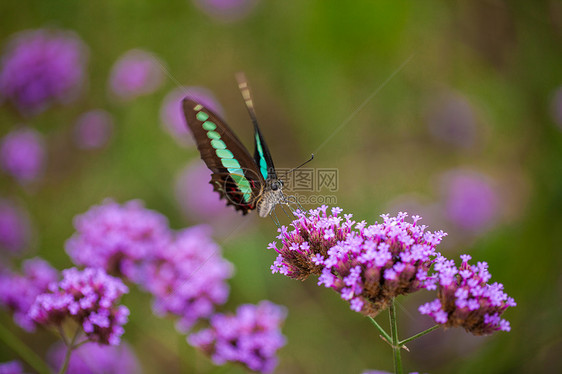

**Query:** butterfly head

left=257, top=177, right=286, bottom=217
left=270, top=179, right=283, bottom=191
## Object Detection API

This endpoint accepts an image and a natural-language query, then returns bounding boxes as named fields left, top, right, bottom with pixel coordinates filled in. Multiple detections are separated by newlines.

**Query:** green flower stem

left=0, top=323, right=52, bottom=374
left=389, top=299, right=403, bottom=374
left=399, top=324, right=441, bottom=346
left=367, top=316, right=392, bottom=343
left=58, top=326, right=81, bottom=374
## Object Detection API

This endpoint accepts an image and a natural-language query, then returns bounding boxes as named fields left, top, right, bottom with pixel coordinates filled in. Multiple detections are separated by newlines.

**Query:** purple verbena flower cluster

left=0, top=128, right=45, bottom=183
left=65, top=199, right=172, bottom=281
left=48, top=342, right=140, bottom=374
left=0, top=258, right=57, bottom=331
left=418, top=254, right=516, bottom=335
left=270, top=206, right=356, bottom=280
left=188, top=301, right=287, bottom=374
left=269, top=206, right=515, bottom=335
left=0, top=28, right=87, bottom=116
left=270, top=207, right=446, bottom=316
left=142, top=226, right=233, bottom=332
left=29, top=267, right=129, bottom=345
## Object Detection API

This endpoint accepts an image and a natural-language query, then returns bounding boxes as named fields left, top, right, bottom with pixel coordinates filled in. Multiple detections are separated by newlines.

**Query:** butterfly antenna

left=236, top=72, right=260, bottom=129
left=281, top=153, right=315, bottom=183
left=285, top=154, right=314, bottom=176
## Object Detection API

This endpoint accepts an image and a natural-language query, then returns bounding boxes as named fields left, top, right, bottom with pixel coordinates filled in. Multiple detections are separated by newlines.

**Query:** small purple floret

left=29, top=267, right=129, bottom=345
left=188, top=301, right=287, bottom=374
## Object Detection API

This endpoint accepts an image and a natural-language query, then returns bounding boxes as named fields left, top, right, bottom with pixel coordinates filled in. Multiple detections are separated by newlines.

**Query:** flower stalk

left=389, top=299, right=403, bottom=374
left=59, top=326, right=80, bottom=374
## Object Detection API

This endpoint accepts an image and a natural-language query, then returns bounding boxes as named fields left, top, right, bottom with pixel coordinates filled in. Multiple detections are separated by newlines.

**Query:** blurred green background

left=1, top=0, right=562, bottom=373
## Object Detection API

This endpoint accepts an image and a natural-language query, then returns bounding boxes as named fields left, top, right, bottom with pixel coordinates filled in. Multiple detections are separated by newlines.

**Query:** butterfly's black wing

left=182, top=98, right=265, bottom=214
left=236, top=74, right=278, bottom=183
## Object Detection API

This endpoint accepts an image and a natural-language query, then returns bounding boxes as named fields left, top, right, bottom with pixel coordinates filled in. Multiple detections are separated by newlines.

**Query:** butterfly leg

left=294, top=199, right=305, bottom=214
left=285, top=194, right=305, bottom=215
left=279, top=204, right=293, bottom=220
left=269, top=210, right=281, bottom=228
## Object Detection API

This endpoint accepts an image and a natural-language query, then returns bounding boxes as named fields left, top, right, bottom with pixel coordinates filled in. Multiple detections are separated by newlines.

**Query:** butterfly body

left=182, top=81, right=286, bottom=217
left=257, top=182, right=285, bottom=217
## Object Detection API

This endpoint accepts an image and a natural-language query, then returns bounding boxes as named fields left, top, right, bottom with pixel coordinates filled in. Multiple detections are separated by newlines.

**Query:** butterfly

left=181, top=74, right=287, bottom=218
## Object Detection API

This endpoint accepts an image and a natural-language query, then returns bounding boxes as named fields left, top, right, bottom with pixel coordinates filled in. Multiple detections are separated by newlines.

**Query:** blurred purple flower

left=0, top=199, right=31, bottom=255
left=426, top=93, right=478, bottom=149
left=0, top=257, right=58, bottom=331
left=440, top=169, right=499, bottom=233
left=65, top=199, right=172, bottom=281
left=0, top=127, right=45, bottom=183
left=0, top=361, right=25, bottom=374
left=160, top=86, right=223, bottom=146
left=142, top=225, right=233, bottom=332
left=108, top=49, right=164, bottom=101
left=0, top=29, right=87, bottom=116
left=551, top=86, right=562, bottom=129
left=188, top=301, right=287, bottom=374
left=48, top=342, right=140, bottom=374
left=193, top=0, right=259, bottom=22
left=73, top=110, right=114, bottom=149
left=174, top=161, right=242, bottom=231
left=418, top=254, right=515, bottom=335
left=29, top=267, right=129, bottom=345
left=269, top=208, right=446, bottom=316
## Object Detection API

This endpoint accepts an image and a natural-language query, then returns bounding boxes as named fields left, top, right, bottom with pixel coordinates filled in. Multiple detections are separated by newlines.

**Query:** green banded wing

left=182, top=97, right=265, bottom=214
